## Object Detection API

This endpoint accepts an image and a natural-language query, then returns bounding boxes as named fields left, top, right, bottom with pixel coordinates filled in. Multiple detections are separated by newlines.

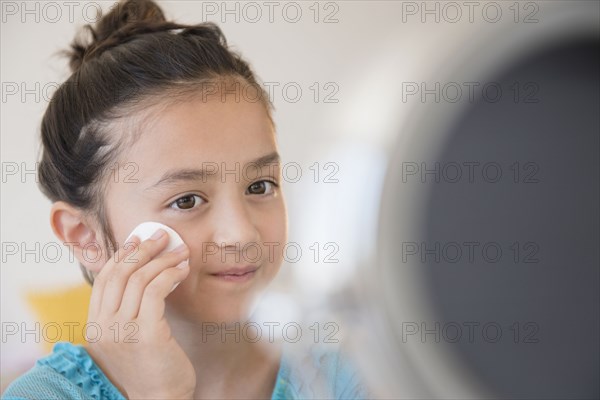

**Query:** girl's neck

left=167, top=313, right=283, bottom=399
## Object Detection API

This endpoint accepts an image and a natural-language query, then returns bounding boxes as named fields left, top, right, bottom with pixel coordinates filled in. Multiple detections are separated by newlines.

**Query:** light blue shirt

left=3, top=341, right=370, bottom=399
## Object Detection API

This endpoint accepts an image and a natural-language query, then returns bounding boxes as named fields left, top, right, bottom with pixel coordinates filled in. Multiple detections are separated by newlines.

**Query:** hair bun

left=68, top=0, right=167, bottom=73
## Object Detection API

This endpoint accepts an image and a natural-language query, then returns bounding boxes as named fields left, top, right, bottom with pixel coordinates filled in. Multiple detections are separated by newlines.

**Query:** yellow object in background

left=25, top=283, right=91, bottom=351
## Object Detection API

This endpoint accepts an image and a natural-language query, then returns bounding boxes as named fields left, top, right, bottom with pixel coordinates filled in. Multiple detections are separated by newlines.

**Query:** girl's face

left=101, top=92, right=287, bottom=324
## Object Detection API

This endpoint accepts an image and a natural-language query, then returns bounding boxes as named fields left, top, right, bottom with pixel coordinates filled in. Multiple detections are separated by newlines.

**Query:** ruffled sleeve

left=2, top=342, right=126, bottom=400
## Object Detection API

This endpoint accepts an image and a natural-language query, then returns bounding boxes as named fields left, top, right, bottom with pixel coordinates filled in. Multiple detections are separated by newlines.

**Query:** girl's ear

left=50, top=201, right=105, bottom=274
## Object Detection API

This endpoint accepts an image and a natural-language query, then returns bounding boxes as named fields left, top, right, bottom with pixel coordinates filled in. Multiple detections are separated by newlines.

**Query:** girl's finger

left=88, top=235, right=141, bottom=319
left=136, top=262, right=190, bottom=322
left=118, top=246, right=189, bottom=319
left=100, top=231, right=170, bottom=315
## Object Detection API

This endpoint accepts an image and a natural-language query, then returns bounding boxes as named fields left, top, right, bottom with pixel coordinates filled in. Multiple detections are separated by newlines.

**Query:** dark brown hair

left=37, top=0, right=273, bottom=284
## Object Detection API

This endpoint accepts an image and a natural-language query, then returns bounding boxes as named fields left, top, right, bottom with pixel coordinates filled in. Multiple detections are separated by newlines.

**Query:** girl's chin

left=168, top=301, right=258, bottom=324
left=167, top=283, right=269, bottom=323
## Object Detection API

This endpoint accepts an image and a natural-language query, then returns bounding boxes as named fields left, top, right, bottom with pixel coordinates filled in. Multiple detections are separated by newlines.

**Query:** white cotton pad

left=125, top=221, right=187, bottom=293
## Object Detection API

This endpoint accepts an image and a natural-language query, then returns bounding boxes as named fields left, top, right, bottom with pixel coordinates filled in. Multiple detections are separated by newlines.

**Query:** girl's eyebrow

left=143, top=151, right=281, bottom=192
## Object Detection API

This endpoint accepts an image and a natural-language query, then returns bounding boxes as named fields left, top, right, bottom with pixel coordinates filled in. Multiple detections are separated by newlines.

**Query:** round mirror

left=361, top=5, right=599, bottom=399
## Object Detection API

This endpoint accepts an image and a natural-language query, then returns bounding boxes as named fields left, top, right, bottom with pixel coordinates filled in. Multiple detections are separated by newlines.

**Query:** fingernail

left=172, top=243, right=187, bottom=253
left=170, top=282, right=181, bottom=293
left=126, top=234, right=138, bottom=244
left=124, top=236, right=139, bottom=249
left=150, top=229, right=166, bottom=240
left=176, top=260, right=189, bottom=269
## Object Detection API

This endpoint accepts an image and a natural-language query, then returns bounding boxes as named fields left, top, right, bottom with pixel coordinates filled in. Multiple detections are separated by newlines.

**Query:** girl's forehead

left=126, top=93, right=268, bottom=141
left=137, top=95, right=272, bottom=143
left=117, top=97, right=277, bottom=183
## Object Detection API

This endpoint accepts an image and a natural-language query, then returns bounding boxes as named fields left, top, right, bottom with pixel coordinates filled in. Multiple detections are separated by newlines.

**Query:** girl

left=3, top=0, right=369, bottom=399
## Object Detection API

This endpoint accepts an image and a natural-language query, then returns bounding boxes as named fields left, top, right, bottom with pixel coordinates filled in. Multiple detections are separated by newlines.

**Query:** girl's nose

left=210, top=195, right=260, bottom=253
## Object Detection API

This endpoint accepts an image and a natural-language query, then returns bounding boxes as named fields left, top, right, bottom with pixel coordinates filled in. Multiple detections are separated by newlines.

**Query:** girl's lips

left=210, top=270, right=257, bottom=282
left=209, top=265, right=259, bottom=282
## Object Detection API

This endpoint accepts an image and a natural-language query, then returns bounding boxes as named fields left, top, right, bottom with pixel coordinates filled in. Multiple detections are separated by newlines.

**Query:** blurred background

left=1, top=1, right=598, bottom=398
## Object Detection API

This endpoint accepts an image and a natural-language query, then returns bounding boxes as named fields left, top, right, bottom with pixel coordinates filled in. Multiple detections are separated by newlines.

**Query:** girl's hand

left=85, top=229, right=195, bottom=399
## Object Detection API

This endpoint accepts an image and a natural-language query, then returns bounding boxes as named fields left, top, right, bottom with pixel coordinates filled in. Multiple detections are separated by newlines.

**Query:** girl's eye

left=247, top=180, right=278, bottom=195
left=169, top=194, right=203, bottom=211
